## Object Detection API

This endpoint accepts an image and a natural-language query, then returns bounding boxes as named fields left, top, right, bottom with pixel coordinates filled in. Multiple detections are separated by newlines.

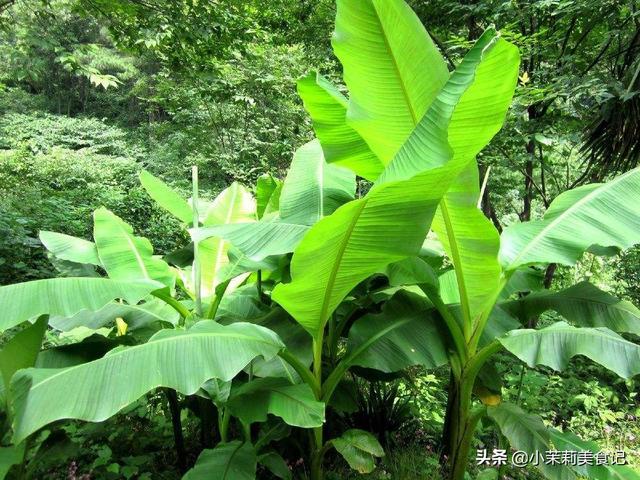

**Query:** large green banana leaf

left=227, top=378, right=324, bottom=428
left=195, top=182, right=256, bottom=297
left=500, top=166, right=640, bottom=270
left=332, top=0, right=449, bottom=164
left=0, top=278, right=163, bottom=332
left=183, top=441, right=256, bottom=480
left=10, top=321, right=284, bottom=443
left=202, top=181, right=256, bottom=225
left=297, top=72, right=381, bottom=181
left=257, top=452, right=291, bottom=480
left=93, top=208, right=175, bottom=288
left=332, top=429, right=385, bottom=474
left=48, top=298, right=180, bottom=332
left=500, top=281, right=640, bottom=335
left=191, top=220, right=310, bottom=261
left=139, top=170, right=192, bottom=224
left=39, top=231, right=101, bottom=265
left=385, top=257, right=438, bottom=289
left=429, top=31, right=518, bottom=323
left=273, top=28, right=513, bottom=339
left=498, top=322, right=640, bottom=379
left=279, top=139, right=355, bottom=225
left=487, top=403, right=576, bottom=480
left=347, top=290, right=447, bottom=372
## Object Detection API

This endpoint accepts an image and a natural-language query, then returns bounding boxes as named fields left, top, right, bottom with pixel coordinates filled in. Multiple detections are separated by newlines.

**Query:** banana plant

left=284, top=1, right=640, bottom=479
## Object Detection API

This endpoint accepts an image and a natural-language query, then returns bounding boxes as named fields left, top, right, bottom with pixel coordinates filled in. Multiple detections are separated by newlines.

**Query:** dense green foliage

left=0, top=0, right=639, bottom=479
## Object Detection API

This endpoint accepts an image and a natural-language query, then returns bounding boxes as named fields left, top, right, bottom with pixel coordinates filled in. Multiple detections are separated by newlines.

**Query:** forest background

left=0, top=0, right=639, bottom=478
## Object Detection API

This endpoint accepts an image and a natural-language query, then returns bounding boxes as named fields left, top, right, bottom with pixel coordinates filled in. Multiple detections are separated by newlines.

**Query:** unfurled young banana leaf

left=297, top=72, right=381, bottom=181
left=332, top=0, right=449, bottom=165
left=273, top=27, right=518, bottom=340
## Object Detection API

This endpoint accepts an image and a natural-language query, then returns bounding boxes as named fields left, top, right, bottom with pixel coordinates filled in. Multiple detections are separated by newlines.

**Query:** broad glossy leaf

left=272, top=27, right=496, bottom=338
left=498, top=322, right=640, bottom=379
left=501, top=282, right=640, bottom=335
left=385, top=257, right=438, bottom=288
left=0, top=316, right=47, bottom=405
left=549, top=428, right=640, bottom=480
left=203, top=182, right=256, bottom=226
left=39, top=231, right=100, bottom=265
left=192, top=220, right=310, bottom=262
left=183, top=441, right=256, bottom=480
left=10, top=321, right=284, bottom=443
left=297, top=72, right=381, bottom=180
left=93, top=208, right=174, bottom=288
left=333, top=0, right=449, bottom=163
left=49, top=298, right=180, bottom=332
left=347, top=290, right=447, bottom=372
left=256, top=174, right=281, bottom=219
left=258, top=452, right=291, bottom=480
left=332, top=429, right=384, bottom=474
left=499, top=267, right=544, bottom=300
left=500, top=167, right=640, bottom=270
left=0, top=278, right=163, bottom=333
left=139, top=170, right=192, bottom=224
left=196, top=183, right=256, bottom=297
left=406, top=30, right=518, bottom=325
left=218, top=248, right=280, bottom=283
left=487, top=403, right=575, bottom=480
left=215, top=286, right=269, bottom=323
left=227, top=378, right=324, bottom=428
left=279, top=140, right=355, bottom=225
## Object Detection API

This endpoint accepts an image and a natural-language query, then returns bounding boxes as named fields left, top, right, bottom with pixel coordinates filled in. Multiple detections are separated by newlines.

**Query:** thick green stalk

left=219, top=407, right=230, bottom=443
left=447, top=341, right=502, bottom=479
left=278, top=349, right=320, bottom=397
left=420, top=284, right=467, bottom=363
left=151, top=291, right=191, bottom=320
left=450, top=405, right=485, bottom=480
left=192, top=165, right=202, bottom=317
left=311, top=336, right=324, bottom=480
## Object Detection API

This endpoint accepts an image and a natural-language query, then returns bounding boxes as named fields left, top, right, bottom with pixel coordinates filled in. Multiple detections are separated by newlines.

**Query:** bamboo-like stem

left=219, top=407, right=230, bottom=443
left=310, top=336, right=324, bottom=480
left=192, top=166, right=202, bottom=317
left=278, top=349, right=320, bottom=397
left=152, top=291, right=190, bottom=320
